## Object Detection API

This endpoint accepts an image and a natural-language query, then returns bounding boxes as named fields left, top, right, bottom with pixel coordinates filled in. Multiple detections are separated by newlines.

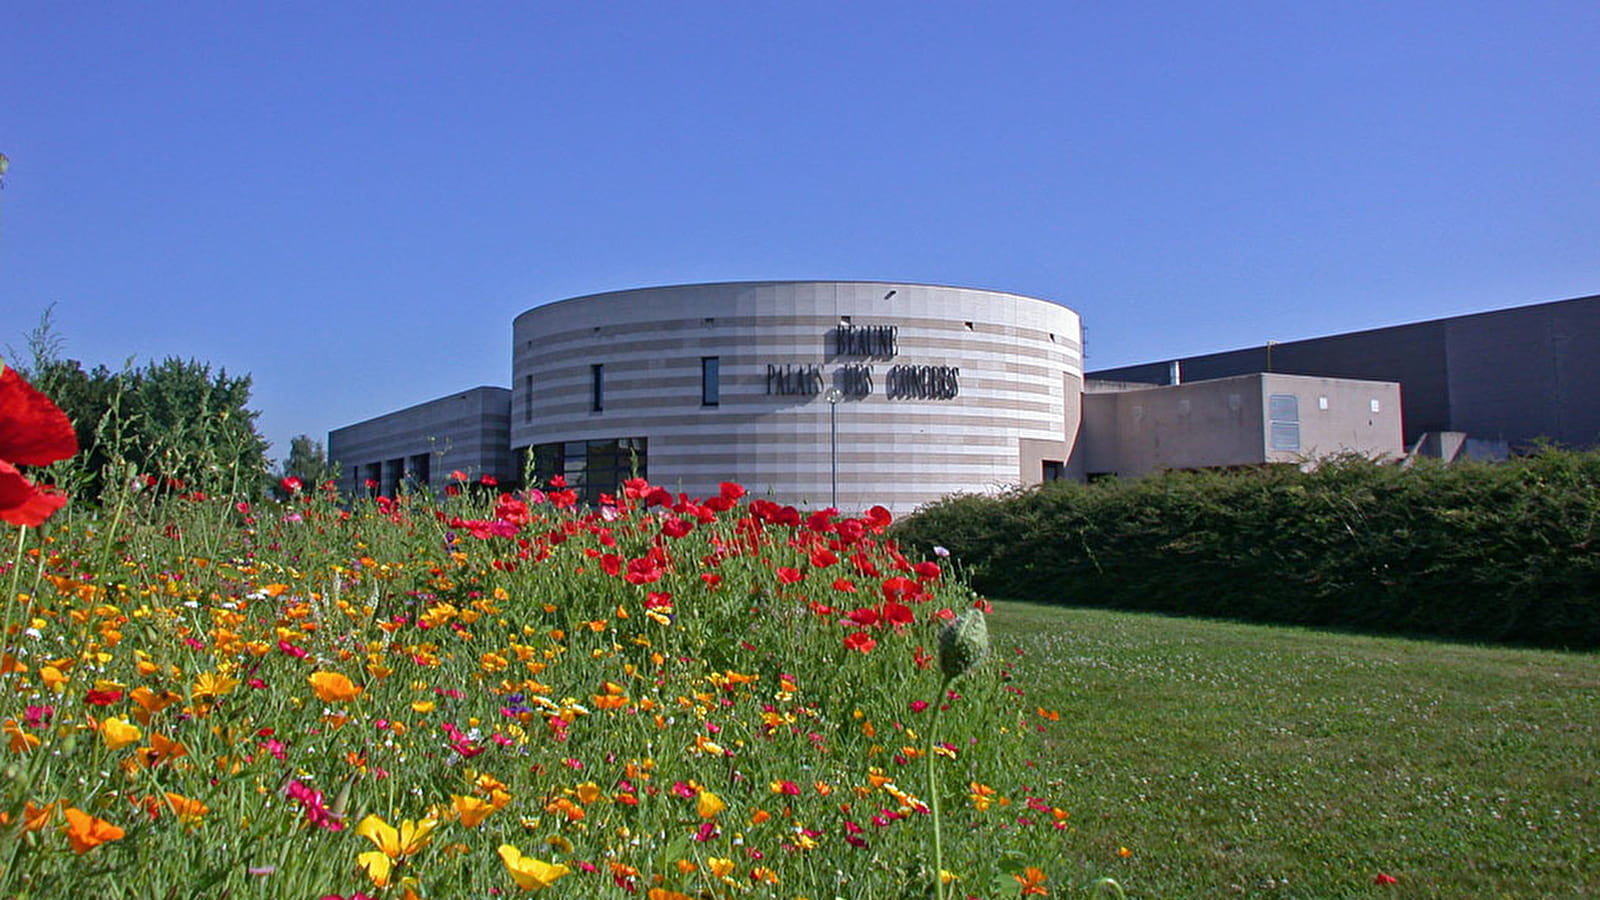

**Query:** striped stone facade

left=510, top=282, right=1083, bottom=515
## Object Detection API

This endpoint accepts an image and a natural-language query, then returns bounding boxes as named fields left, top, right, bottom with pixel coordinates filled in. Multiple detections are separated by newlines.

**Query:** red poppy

left=624, top=555, right=663, bottom=585
left=843, top=631, right=877, bottom=653
left=864, top=505, right=893, bottom=531
left=880, top=600, right=915, bottom=627
left=0, top=363, right=78, bottom=526
left=880, top=576, right=921, bottom=603
left=279, top=476, right=303, bottom=495
left=846, top=607, right=880, bottom=628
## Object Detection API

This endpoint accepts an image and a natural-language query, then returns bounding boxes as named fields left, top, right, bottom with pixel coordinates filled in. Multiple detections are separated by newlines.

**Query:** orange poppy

left=62, top=807, right=125, bottom=854
left=309, top=671, right=363, bottom=703
left=1014, top=866, right=1050, bottom=896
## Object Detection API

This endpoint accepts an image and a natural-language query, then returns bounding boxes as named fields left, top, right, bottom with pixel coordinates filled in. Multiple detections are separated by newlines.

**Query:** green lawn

left=988, top=601, right=1599, bottom=899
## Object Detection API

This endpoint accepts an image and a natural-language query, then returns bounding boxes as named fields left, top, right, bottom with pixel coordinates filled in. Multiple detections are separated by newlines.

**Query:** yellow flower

left=706, top=856, right=736, bottom=879
left=191, top=671, right=240, bottom=701
left=309, top=671, right=363, bottom=703
left=452, top=794, right=497, bottom=828
left=356, top=813, right=437, bottom=857
left=574, top=782, right=603, bottom=805
left=40, top=665, right=68, bottom=692
left=497, top=844, right=571, bottom=891
left=100, top=716, right=142, bottom=750
left=696, top=788, right=727, bottom=819
left=354, top=814, right=437, bottom=886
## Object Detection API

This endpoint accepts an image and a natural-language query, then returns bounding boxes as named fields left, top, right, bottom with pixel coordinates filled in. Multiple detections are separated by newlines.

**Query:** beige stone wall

left=1083, top=373, right=1404, bottom=477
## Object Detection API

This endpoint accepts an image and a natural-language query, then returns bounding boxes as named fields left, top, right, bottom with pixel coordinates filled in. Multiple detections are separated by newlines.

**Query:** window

left=1042, top=460, right=1065, bottom=482
left=591, top=364, right=604, bottom=412
left=524, top=375, right=534, bottom=422
left=529, top=437, right=648, bottom=502
left=1268, top=393, right=1301, bottom=452
left=701, top=356, right=720, bottom=406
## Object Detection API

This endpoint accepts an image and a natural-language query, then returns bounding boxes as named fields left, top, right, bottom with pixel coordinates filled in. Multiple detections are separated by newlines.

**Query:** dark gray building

left=1089, top=293, right=1600, bottom=454
left=328, top=386, right=512, bottom=496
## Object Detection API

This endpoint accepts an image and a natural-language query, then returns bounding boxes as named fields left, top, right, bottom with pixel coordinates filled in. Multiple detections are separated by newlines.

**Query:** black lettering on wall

left=838, top=364, right=874, bottom=397
left=886, top=365, right=960, bottom=400
left=766, top=363, right=825, bottom=396
left=833, top=324, right=899, bottom=359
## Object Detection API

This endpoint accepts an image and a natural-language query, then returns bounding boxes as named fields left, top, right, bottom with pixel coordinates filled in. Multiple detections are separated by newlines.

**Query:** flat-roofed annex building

left=1090, top=292, right=1600, bottom=458
left=328, top=387, right=513, bottom=498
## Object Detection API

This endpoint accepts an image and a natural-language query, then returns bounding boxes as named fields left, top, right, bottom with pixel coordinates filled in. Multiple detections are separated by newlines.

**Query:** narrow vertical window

left=524, top=375, right=534, bottom=422
left=591, top=364, right=604, bottom=412
left=1268, top=393, right=1300, bottom=451
left=701, top=356, right=720, bottom=406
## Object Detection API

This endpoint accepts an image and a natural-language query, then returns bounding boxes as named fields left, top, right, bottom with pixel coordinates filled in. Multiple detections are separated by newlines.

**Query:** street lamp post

left=824, top=388, right=843, bottom=510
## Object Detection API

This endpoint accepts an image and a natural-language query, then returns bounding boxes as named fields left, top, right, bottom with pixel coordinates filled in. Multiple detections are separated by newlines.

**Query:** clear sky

left=3, top=2, right=1596, bottom=462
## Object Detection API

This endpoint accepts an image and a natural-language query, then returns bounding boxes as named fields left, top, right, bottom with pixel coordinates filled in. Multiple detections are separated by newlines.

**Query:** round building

left=510, top=281, right=1084, bottom=516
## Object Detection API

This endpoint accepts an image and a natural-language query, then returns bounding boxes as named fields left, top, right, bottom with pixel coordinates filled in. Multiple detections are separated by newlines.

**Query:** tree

left=274, top=434, right=338, bottom=498
left=10, top=307, right=271, bottom=501
left=124, top=356, right=270, bottom=495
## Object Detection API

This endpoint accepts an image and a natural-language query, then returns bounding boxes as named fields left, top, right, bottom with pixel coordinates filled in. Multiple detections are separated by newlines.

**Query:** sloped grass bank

left=895, top=452, right=1600, bottom=649
left=991, top=601, right=1600, bottom=899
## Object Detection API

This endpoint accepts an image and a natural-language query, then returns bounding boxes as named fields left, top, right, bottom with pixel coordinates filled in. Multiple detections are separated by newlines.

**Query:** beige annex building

left=330, top=281, right=1403, bottom=516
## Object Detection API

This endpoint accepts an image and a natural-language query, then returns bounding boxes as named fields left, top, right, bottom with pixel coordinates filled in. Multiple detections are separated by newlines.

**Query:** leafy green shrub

left=895, top=451, right=1600, bottom=649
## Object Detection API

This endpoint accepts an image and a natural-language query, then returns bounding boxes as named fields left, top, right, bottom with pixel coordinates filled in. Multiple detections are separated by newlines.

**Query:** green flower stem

left=927, top=674, right=953, bottom=900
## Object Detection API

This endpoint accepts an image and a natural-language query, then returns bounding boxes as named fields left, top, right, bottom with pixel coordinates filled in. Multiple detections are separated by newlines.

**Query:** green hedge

left=892, top=451, right=1600, bottom=649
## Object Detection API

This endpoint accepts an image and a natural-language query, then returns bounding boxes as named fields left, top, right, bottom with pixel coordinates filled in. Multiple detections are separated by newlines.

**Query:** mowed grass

left=988, top=601, right=1599, bottom=899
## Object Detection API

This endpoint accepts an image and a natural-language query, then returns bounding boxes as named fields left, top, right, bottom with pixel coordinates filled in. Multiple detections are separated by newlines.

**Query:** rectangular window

left=1268, top=393, right=1301, bottom=452
left=1042, top=460, right=1065, bottom=482
left=524, top=375, right=534, bottom=422
left=591, top=364, right=604, bottom=412
left=701, top=356, right=720, bottom=406
left=530, top=437, right=647, bottom=502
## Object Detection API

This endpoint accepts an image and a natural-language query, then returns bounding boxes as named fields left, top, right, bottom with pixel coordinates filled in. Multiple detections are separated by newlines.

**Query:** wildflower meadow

left=0, top=362, right=1075, bottom=899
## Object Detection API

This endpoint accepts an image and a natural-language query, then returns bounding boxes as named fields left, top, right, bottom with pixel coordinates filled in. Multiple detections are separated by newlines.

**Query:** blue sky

left=3, top=2, right=1596, bottom=462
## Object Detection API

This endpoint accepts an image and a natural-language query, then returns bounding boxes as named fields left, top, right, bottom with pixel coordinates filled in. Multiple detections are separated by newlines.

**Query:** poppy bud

left=937, top=608, right=988, bottom=681
left=332, top=777, right=353, bottom=823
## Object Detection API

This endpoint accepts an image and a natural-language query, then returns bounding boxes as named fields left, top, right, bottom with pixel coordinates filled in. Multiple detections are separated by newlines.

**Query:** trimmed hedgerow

left=894, top=450, right=1600, bottom=649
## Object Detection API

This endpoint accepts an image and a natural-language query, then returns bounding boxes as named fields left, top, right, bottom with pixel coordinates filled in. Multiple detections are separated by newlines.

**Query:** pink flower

left=285, top=780, right=343, bottom=831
